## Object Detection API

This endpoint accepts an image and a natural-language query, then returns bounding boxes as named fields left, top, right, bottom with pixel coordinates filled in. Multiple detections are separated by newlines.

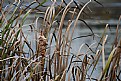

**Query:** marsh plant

left=0, top=0, right=121, bottom=81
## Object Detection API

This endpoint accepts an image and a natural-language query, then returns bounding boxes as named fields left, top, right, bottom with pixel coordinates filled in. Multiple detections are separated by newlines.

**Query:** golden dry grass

left=0, top=0, right=121, bottom=81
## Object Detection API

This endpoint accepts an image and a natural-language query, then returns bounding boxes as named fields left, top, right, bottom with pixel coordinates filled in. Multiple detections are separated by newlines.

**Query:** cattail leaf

left=99, top=48, right=116, bottom=81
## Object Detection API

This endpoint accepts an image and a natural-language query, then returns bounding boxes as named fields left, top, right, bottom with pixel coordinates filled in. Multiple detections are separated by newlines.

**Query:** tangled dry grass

left=0, top=0, right=121, bottom=81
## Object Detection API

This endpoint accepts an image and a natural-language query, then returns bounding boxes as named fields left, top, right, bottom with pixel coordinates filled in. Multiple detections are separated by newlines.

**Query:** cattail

left=38, top=30, right=47, bottom=76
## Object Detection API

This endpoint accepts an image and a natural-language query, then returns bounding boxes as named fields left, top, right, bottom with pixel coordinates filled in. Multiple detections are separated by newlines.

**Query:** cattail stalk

left=38, top=30, right=47, bottom=77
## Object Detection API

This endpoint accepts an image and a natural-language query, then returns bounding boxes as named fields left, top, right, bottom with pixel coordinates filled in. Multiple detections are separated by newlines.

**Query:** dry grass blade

left=80, top=55, right=88, bottom=81
left=107, top=39, right=121, bottom=81
left=113, top=15, right=121, bottom=48
left=95, top=24, right=109, bottom=51
left=99, top=47, right=116, bottom=81
left=102, top=35, right=108, bottom=70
